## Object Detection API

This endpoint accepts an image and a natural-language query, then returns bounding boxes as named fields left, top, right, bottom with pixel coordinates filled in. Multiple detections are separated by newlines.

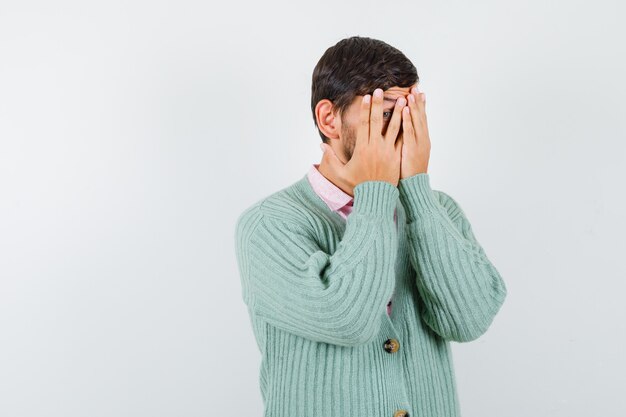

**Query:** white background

left=1, top=0, right=625, bottom=416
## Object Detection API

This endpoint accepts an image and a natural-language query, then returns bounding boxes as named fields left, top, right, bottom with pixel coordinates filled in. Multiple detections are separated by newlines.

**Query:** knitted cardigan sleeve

left=397, top=172, right=508, bottom=343
left=235, top=181, right=399, bottom=347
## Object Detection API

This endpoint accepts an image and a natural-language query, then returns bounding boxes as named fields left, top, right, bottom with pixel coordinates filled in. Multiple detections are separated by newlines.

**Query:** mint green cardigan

left=234, top=172, right=507, bottom=417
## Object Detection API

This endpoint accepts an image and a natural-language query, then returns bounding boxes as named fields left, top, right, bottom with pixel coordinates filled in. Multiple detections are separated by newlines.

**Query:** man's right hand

left=319, top=88, right=406, bottom=196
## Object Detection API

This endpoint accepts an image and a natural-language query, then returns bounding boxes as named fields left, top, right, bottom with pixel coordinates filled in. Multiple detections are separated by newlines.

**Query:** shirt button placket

left=384, top=338, right=408, bottom=416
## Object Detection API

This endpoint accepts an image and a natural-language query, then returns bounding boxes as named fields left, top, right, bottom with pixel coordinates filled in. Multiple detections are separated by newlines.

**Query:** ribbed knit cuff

left=352, top=180, right=399, bottom=217
left=397, top=173, right=441, bottom=220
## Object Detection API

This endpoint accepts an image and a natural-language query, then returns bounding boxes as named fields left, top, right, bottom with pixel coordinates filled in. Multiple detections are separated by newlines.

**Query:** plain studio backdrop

left=1, top=0, right=625, bottom=416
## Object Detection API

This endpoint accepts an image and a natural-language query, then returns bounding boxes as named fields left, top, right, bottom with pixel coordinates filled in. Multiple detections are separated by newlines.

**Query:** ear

left=315, top=99, right=341, bottom=140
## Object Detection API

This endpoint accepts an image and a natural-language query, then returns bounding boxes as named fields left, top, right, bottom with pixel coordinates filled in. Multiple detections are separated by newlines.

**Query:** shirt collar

left=307, top=163, right=353, bottom=212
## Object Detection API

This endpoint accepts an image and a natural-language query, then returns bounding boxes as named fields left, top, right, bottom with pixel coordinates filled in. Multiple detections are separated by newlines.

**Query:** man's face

left=338, top=84, right=417, bottom=161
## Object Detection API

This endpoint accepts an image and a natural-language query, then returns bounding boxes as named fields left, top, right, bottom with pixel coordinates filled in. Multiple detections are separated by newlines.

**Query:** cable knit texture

left=234, top=171, right=507, bottom=417
left=306, top=163, right=396, bottom=316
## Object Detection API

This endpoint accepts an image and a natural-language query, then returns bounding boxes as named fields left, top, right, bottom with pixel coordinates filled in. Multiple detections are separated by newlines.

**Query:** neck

left=317, top=160, right=355, bottom=198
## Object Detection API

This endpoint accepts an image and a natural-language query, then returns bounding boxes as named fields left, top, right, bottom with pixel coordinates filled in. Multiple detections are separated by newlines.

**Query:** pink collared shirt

left=307, top=163, right=396, bottom=316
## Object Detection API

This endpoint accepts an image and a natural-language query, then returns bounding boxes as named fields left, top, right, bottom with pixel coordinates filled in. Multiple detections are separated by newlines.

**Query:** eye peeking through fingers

left=383, top=110, right=392, bottom=119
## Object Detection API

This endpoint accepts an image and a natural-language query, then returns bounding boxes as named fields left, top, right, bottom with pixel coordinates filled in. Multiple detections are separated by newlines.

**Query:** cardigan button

left=393, top=410, right=409, bottom=417
left=383, top=338, right=400, bottom=353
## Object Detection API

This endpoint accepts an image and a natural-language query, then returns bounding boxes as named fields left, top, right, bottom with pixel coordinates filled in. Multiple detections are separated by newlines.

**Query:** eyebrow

left=383, top=96, right=400, bottom=109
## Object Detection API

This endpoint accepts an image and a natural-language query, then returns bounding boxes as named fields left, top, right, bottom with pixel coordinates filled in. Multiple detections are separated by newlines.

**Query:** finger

left=409, top=87, right=427, bottom=136
left=383, top=96, right=406, bottom=144
left=370, top=88, right=383, bottom=142
left=402, top=105, right=416, bottom=144
left=418, top=91, right=428, bottom=127
left=355, top=94, right=371, bottom=150
left=407, top=88, right=423, bottom=132
left=415, top=89, right=427, bottom=121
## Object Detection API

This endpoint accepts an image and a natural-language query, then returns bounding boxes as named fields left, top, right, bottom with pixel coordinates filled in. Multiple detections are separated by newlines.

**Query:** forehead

left=346, top=83, right=418, bottom=111
left=383, top=84, right=417, bottom=101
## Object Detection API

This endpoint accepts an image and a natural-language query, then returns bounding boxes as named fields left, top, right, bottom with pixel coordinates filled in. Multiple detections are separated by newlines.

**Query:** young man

left=234, top=36, right=507, bottom=417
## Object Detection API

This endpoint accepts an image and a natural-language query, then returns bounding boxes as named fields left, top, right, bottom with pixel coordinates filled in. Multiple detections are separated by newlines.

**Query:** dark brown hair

left=311, top=36, right=419, bottom=143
